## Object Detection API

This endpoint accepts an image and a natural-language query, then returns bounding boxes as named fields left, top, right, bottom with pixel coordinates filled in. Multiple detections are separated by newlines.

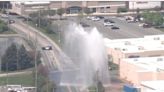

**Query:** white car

left=42, top=46, right=52, bottom=50
left=91, top=17, right=100, bottom=21
left=103, top=22, right=114, bottom=26
left=86, top=16, right=92, bottom=20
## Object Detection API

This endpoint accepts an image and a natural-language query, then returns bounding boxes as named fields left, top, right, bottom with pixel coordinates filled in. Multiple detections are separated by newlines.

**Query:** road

left=69, top=16, right=164, bottom=39
left=4, top=16, right=78, bottom=92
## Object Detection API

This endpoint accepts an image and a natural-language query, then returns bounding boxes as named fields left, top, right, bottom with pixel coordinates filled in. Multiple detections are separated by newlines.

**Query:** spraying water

left=49, top=23, right=110, bottom=92
left=58, top=23, right=110, bottom=88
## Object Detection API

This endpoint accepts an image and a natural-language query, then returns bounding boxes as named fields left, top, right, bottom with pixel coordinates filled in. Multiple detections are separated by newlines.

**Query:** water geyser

left=59, top=23, right=110, bottom=87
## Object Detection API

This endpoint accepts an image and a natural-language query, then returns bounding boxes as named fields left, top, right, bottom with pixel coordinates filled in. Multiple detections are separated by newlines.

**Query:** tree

left=97, top=81, right=105, bottom=92
left=152, top=12, right=163, bottom=26
left=57, top=8, right=65, bottom=19
left=142, top=11, right=164, bottom=26
left=1, top=43, right=35, bottom=71
left=18, top=45, right=33, bottom=70
left=1, top=43, right=17, bottom=71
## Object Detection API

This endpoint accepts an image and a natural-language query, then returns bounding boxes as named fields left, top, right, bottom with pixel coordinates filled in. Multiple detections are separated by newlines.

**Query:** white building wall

left=129, top=1, right=161, bottom=10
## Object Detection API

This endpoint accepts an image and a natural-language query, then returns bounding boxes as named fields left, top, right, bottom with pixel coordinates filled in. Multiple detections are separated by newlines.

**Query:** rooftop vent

left=156, top=68, right=164, bottom=72
left=138, top=46, right=144, bottom=50
left=122, top=48, right=127, bottom=51
left=157, top=58, right=163, bottom=61
left=114, top=48, right=120, bottom=50
left=134, top=58, right=138, bottom=61
left=124, top=41, right=131, bottom=45
left=154, top=37, right=160, bottom=40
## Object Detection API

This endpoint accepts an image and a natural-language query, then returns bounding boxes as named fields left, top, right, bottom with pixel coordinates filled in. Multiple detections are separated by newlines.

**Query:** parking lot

left=69, top=16, right=164, bottom=39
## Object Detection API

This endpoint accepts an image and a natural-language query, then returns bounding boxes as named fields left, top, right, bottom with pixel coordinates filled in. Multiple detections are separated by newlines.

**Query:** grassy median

left=0, top=72, right=34, bottom=86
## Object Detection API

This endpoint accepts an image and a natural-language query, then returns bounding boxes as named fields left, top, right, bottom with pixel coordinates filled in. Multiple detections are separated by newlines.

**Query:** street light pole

left=34, top=31, right=38, bottom=92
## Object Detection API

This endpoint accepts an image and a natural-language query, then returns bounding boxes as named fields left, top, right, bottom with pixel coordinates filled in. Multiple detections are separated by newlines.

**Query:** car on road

left=42, top=46, right=52, bottom=50
left=111, top=26, right=119, bottom=30
left=103, top=22, right=114, bottom=26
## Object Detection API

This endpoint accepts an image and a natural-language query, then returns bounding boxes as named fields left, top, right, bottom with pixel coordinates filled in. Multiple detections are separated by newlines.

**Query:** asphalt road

left=78, top=16, right=164, bottom=39
left=3, top=15, right=79, bottom=92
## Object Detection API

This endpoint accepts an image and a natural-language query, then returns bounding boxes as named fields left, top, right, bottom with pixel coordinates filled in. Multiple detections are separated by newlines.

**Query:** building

left=128, top=1, right=161, bottom=10
left=10, top=1, right=50, bottom=16
left=120, top=56, right=164, bottom=86
left=0, top=1, right=11, bottom=9
left=104, top=35, right=164, bottom=64
left=10, top=1, right=126, bottom=16
left=141, top=80, right=164, bottom=92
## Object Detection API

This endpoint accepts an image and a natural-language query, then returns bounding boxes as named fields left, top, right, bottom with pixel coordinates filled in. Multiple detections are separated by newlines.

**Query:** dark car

left=96, top=16, right=104, bottom=19
left=8, top=20, right=15, bottom=24
left=142, top=23, right=152, bottom=28
left=23, top=18, right=32, bottom=21
left=80, top=22, right=90, bottom=27
left=104, top=19, right=115, bottom=23
left=111, top=26, right=119, bottom=30
left=42, top=46, right=52, bottom=50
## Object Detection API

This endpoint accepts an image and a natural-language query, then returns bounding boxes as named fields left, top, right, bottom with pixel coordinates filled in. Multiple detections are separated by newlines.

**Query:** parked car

left=111, top=26, right=119, bottom=30
left=86, top=16, right=94, bottom=20
left=42, top=46, right=52, bottom=50
left=8, top=20, right=15, bottom=24
left=96, top=16, right=104, bottom=19
left=104, top=19, right=115, bottom=23
left=103, top=22, right=114, bottom=26
left=80, top=22, right=90, bottom=27
left=91, top=17, right=100, bottom=21
left=139, top=23, right=151, bottom=28
left=143, top=23, right=152, bottom=28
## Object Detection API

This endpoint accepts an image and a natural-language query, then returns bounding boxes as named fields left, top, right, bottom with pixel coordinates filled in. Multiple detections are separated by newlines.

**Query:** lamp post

left=34, top=31, right=38, bottom=92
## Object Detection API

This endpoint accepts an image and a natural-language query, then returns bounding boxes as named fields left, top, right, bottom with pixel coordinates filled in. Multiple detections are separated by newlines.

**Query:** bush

left=0, top=20, right=8, bottom=33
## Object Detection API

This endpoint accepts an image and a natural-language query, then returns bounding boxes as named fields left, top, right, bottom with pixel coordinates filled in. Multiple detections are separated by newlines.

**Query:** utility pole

left=6, top=3, right=9, bottom=86
left=34, top=25, right=38, bottom=92
left=0, top=49, right=1, bottom=73
left=5, top=38, right=8, bottom=85
left=38, top=5, right=41, bottom=28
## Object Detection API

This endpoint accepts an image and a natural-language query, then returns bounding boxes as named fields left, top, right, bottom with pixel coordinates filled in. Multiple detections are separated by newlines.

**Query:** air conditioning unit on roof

left=154, top=37, right=160, bottom=40
left=124, top=41, right=131, bottom=45
left=157, top=58, right=163, bottom=61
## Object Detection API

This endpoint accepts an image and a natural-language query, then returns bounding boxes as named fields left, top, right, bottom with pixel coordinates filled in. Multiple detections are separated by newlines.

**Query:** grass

left=0, top=72, right=34, bottom=86
left=0, top=30, right=17, bottom=34
left=26, top=21, right=61, bottom=46
left=88, top=86, right=97, bottom=92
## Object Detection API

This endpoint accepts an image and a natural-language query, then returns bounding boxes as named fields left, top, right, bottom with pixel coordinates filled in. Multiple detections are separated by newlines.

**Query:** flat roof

left=13, top=1, right=50, bottom=5
left=24, top=1, right=50, bottom=5
left=104, top=34, right=164, bottom=53
left=141, top=80, right=164, bottom=92
left=123, top=56, right=164, bottom=72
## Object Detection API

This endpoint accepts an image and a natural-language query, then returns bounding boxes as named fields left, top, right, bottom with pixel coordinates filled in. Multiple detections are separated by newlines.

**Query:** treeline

left=1, top=43, right=41, bottom=71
